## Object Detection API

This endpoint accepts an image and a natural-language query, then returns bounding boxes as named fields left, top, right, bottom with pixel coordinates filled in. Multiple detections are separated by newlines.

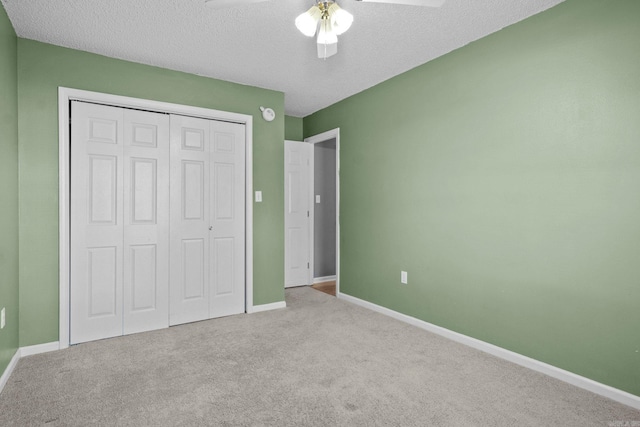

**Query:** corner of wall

left=0, top=1, right=20, bottom=381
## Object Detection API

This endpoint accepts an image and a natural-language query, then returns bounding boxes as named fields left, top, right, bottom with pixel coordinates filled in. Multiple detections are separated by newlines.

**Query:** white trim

left=58, top=87, right=254, bottom=348
left=248, top=301, right=286, bottom=313
left=304, top=128, right=340, bottom=296
left=308, top=143, right=315, bottom=287
left=339, top=293, right=640, bottom=410
left=245, top=118, right=254, bottom=314
left=0, top=350, right=20, bottom=395
left=19, top=341, right=60, bottom=357
left=59, top=91, right=70, bottom=349
left=313, top=275, right=336, bottom=284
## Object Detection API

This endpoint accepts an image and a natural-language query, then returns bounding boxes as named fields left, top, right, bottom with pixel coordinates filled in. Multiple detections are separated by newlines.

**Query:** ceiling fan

left=205, top=0, right=446, bottom=59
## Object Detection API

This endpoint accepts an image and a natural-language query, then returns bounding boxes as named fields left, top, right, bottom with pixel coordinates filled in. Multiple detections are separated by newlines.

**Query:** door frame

left=305, top=128, right=340, bottom=295
left=58, top=87, right=254, bottom=349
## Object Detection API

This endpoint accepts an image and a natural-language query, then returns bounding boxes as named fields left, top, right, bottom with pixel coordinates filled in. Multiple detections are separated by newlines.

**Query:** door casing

left=58, top=87, right=254, bottom=349
left=283, top=129, right=340, bottom=294
left=305, top=129, right=340, bottom=296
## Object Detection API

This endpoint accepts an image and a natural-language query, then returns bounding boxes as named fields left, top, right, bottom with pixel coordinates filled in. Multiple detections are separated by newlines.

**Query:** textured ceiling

left=2, top=0, right=565, bottom=117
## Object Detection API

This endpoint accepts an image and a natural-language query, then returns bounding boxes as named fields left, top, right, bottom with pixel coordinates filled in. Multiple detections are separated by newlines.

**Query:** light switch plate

left=1, top=307, right=5, bottom=329
left=316, top=195, right=321, bottom=204
left=401, top=271, right=408, bottom=284
left=255, top=191, right=262, bottom=202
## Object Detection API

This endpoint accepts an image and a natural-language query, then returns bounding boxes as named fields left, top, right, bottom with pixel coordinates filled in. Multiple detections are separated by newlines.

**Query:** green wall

left=17, top=39, right=285, bottom=347
left=304, top=0, right=640, bottom=396
left=285, top=115, right=304, bottom=141
left=0, top=4, right=19, bottom=376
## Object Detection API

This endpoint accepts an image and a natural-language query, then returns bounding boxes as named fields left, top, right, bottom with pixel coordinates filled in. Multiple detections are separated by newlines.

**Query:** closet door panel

left=169, top=115, right=211, bottom=326
left=123, top=109, right=170, bottom=335
left=70, top=102, right=125, bottom=344
left=209, top=121, right=246, bottom=318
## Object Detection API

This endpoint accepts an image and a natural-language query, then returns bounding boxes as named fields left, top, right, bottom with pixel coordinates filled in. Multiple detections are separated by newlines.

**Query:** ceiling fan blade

left=205, top=0, right=270, bottom=9
left=356, top=0, right=446, bottom=7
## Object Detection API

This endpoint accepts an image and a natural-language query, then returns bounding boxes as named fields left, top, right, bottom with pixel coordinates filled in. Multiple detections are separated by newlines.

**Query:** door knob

left=209, top=226, right=213, bottom=231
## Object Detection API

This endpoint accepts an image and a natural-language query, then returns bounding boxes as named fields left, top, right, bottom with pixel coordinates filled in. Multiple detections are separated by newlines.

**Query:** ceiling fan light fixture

left=295, top=5, right=322, bottom=37
left=295, top=1, right=353, bottom=59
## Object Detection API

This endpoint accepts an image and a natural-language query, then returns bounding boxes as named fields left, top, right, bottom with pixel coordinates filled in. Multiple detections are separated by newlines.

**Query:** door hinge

left=307, top=262, right=310, bottom=269
left=307, top=211, right=310, bottom=217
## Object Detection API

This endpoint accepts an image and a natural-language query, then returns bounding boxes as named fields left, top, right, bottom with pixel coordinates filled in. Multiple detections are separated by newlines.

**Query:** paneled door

left=122, top=109, right=170, bottom=335
left=168, top=115, right=211, bottom=325
left=70, top=102, right=170, bottom=344
left=209, top=121, right=246, bottom=318
left=284, top=140, right=312, bottom=287
left=169, top=115, right=246, bottom=325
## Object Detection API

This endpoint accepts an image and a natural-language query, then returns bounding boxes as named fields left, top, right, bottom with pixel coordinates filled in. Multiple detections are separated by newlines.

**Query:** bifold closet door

left=209, top=120, right=246, bottom=318
left=70, top=102, right=169, bottom=344
left=122, top=109, right=170, bottom=335
left=169, top=115, right=211, bottom=325
left=169, top=115, right=246, bottom=326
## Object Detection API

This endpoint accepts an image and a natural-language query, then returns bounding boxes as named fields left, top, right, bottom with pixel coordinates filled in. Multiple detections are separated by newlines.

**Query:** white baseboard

left=0, top=349, right=20, bottom=395
left=313, top=275, right=336, bottom=284
left=249, top=301, right=286, bottom=313
left=20, top=341, right=60, bottom=357
left=338, top=293, right=640, bottom=410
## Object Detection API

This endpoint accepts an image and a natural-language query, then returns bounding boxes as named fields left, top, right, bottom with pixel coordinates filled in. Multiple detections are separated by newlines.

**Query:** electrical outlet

left=1, top=307, right=5, bottom=329
left=401, top=271, right=408, bottom=284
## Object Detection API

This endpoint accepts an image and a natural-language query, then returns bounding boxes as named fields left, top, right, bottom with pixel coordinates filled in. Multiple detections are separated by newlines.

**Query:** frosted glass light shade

left=295, top=5, right=322, bottom=37
left=328, top=3, right=353, bottom=35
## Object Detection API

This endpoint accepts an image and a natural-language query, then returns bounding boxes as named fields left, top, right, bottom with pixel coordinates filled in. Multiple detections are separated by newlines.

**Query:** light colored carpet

left=1, top=287, right=638, bottom=426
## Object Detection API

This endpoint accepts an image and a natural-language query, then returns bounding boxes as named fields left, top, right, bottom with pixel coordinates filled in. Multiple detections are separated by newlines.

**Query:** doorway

left=284, top=128, right=340, bottom=295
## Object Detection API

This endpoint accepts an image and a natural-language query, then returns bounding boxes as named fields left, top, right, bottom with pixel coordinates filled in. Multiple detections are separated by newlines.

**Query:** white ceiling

left=2, top=0, right=565, bottom=117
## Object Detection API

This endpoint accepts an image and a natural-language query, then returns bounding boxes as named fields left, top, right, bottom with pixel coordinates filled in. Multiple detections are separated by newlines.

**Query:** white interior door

left=71, top=102, right=125, bottom=344
left=284, top=140, right=312, bottom=288
left=70, top=102, right=170, bottom=344
left=122, top=109, right=170, bottom=335
left=209, top=121, right=246, bottom=317
left=169, top=115, right=211, bottom=325
left=170, top=115, right=246, bottom=325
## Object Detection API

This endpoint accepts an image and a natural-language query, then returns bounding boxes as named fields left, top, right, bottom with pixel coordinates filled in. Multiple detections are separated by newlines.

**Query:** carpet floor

left=1, top=287, right=638, bottom=426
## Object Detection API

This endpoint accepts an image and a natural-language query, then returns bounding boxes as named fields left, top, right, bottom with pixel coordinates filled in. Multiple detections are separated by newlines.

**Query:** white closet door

left=209, top=121, right=245, bottom=318
left=122, top=109, right=170, bottom=335
left=71, top=101, right=246, bottom=340
left=71, top=102, right=170, bottom=344
left=169, top=116, right=246, bottom=325
left=70, top=102, right=125, bottom=344
left=169, top=115, right=211, bottom=325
